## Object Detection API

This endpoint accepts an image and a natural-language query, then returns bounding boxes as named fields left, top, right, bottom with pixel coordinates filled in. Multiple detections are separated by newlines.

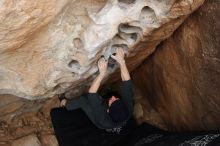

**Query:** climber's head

left=108, top=95, right=119, bottom=107
left=102, top=90, right=128, bottom=123
left=107, top=95, right=129, bottom=123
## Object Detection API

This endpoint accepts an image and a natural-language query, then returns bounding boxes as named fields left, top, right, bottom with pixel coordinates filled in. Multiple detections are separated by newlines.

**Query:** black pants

left=51, top=108, right=220, bottom=146
left=50, top=107, right=128, bottom=146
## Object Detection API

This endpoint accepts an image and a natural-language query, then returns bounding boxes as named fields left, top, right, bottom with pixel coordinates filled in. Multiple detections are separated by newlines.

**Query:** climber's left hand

left=98, top=57, right=108, bottom=76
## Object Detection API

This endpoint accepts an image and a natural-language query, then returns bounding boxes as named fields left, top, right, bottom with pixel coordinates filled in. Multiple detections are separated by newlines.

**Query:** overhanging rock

left=0, top=0, right=204, bottom=99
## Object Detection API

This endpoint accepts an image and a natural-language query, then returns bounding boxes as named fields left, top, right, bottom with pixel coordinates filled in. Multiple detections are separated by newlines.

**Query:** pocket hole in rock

left=68, top=60, right=81, bottom=69
left=117, top=32, right=138, bottom=44
left=131, top=33, right=138, bottom=41
left=111, top=44, right=128, bottom=54
left=73, top=38, right=83, bottom=49
left=117, top=23, right=141, bottom=44
left=140, top=6, right=157, bottom=25
left=118, top=23, right=142, bottom=34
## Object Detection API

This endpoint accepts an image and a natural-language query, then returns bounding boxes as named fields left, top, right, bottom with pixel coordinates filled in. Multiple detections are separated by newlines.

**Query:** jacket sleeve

left=86, top=93, right=116, bottom=129
left=65, top=94, right=123, bottom=129
left=120, top=79, right=134, bottom=114
left=65, top=96, right=86, bottom=110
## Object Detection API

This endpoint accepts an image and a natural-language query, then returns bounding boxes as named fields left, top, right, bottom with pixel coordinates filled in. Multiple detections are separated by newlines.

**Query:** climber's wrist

left=60, top=99, right=67, bottom=107
left=98, top=73, right=106, bottom=79
left=119, top=60, right=126, bottom=67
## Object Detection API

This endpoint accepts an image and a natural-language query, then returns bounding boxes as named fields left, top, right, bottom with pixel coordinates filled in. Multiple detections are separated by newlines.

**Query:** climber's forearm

left=121, top=73, right=125, bottom=81
left=88, top=74, right=105, bottom=93
left=120, top=62, right=130, bottom=81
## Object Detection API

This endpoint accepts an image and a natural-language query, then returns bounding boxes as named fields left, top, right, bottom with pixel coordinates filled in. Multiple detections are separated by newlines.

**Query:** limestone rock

left=0, top=94, right=56, bottom=143
left=40, top=97, right=59, bottom=118
left=132, top=0, right=220, bottom=131
left=11, top=134, right=41, bottom=146
left=0, top=0, right=204, bottom=99
left=0, top=95, right=24, bottom=117
left=39, top=134, right=58, bottom=146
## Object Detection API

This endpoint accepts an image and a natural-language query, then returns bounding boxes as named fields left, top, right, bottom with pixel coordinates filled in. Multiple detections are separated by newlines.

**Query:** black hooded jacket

left=65, top=80, right=134, bottom=130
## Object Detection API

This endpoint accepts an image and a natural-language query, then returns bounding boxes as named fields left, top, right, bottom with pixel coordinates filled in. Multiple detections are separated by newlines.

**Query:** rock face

left=0, top=94, right=59, bottom=145
left=11, top=134, right=41, bottom=146
left=0, top=0, right=219, bottom=144
left=0, top=0, right=204, bottom=99
left=132, top=0, right=220, bottom=131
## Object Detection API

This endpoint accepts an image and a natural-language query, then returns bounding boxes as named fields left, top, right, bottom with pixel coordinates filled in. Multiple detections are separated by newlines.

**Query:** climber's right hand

left=110, top=47, right=125, bottom=66
left=60, top=99, right=67, bottom=107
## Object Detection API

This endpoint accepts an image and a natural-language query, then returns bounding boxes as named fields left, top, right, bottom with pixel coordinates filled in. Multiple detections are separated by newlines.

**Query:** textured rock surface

left=39, top=134, right=58, bottom=146
left=0, top=94, right=59, bottom=145
left=132, top=0, right=220, bottom=131
left=11, top=134, right=40, bottom=146
left=0, top=0, right=204, bottom=99
left=0, top=0, right=219, bottom=144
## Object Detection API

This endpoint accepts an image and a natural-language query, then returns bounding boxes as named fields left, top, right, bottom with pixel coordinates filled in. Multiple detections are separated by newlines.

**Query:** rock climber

left=51, top=47, right=135, bottom=146
left=60, top=47, right=133, bottom=130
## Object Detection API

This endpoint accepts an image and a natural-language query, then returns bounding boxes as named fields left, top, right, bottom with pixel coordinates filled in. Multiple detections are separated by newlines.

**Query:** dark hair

left=102, top=88, right=121, bottom=100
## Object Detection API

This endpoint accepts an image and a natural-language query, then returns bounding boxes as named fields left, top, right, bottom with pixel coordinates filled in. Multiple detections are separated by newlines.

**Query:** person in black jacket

left=59, top=47, right=134, bottom=133
left=51, top=47, right=135, bottom=146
